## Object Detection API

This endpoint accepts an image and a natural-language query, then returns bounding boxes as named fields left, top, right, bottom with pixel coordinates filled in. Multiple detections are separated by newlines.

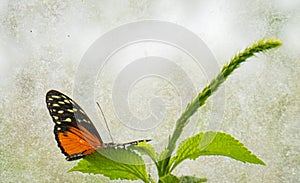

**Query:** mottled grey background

left=0, top=1, right=299, bottom=183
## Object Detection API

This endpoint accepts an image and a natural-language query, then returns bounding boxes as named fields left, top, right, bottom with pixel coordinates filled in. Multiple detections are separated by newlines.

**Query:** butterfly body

left=46, top=90, right=150, bottom=161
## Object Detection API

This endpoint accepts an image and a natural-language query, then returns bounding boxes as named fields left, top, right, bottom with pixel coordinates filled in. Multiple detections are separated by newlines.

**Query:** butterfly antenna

left=96, top=102, right=114, bottom=143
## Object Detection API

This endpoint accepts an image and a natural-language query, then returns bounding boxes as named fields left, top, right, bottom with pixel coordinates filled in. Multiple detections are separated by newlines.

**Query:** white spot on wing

left=67, top=109, right=74, bottom=113
left=63, top=118, right=72, bottom=122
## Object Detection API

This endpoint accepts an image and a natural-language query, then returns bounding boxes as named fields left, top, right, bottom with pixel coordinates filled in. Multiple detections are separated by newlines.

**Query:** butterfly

left=46, top=90, right=151, bottom=161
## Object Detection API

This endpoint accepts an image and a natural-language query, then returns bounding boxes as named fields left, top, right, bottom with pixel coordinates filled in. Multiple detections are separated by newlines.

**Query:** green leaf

left=160, top=174, right=207, bottom=183
left=128, top=142, right=160, bottom=174
left=159, top=149, right=170, bottom=161
left=160, top=174, right=180, bottom=183
left=170, top=131, right=265, bottom=171
left=128, top=142, right=157, bottom=162
left=180, top=176, right=207, bottom=183
left=68, top=147, right=148, bottom=182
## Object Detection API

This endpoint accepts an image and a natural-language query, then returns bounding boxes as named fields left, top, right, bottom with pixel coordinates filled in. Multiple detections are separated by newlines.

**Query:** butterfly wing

left=46, top=90, right=104, bottom=161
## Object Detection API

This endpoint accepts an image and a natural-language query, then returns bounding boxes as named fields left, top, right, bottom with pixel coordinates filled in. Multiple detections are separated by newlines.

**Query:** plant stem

left=149, top=177, right=156, bottom=183
left=158, top=39, right=282, bottom=176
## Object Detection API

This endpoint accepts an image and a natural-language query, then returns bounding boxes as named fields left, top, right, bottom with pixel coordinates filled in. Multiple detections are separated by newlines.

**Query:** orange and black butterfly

left=46, top=90, right=150, bottom=161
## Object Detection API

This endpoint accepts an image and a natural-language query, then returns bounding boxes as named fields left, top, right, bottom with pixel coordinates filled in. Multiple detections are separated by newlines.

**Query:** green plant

left=69, top=39, right=282, bottom=182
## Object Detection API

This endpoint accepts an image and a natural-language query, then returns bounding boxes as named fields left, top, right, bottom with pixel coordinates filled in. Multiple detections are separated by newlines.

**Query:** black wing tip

left=46, top=89, right=62, bottom=96
left=66, top=154, right=85, bottom=161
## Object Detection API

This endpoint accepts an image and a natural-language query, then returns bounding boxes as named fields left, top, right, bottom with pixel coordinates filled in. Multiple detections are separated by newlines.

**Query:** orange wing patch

left=57, top=125, right=104, bottom=160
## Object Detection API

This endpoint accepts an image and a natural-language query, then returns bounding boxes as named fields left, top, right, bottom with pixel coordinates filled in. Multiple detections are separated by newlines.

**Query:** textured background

left=0, top=0, right=299, bottom=182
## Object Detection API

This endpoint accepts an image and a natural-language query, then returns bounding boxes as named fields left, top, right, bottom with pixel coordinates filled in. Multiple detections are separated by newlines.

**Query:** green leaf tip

left=256, top=38, right=282, bottom=49
left=68, top=148, right=148, bottom=182
left=170, top=132, right=265, bottom=172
